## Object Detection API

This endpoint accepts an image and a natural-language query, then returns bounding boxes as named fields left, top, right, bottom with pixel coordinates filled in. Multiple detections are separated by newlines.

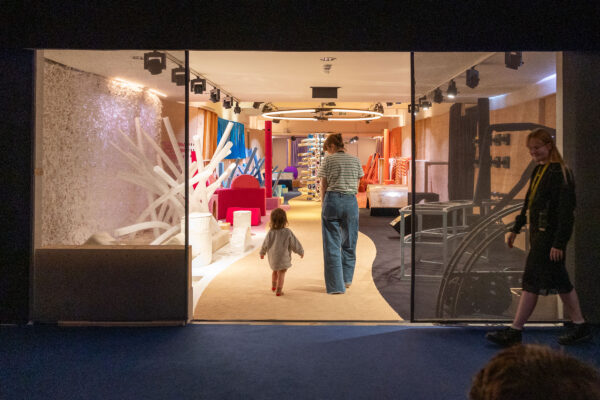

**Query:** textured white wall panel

left=41, top=61, right=163, bottom=245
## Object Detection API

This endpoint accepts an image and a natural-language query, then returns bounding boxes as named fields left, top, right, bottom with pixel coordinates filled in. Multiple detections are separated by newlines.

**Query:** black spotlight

left=433, top=88, right=444, bottom=103
left=234, top=102, right=241, bottom=114
left=253, top=102, right=262, bottom=109
left=419, top=96, right=431, bottom=111
left=262, top=103, right=274, bottom=113
left=290, top=136, right=297, bottom=141
left=191, top=77, right=206, bottom=94
left=349, top=136, right=359, bottom=144
left=386, top=102, right=394, bottom=107
left=223, top=96, right=233, bottom=109
left=505, top=52, right=524, bottom=70
left=466, top=67, right=480, bottom=88
left=171, top=66, right=186, bottom=86
left=408, top=104, right=420, bottom=115
left=144, top=51, right=166, bottom=75
left=210, top=88, right=220, bottom=103
left=273, top=119, right=281, bottom=123
left=447, top=80, right=458, bottom=99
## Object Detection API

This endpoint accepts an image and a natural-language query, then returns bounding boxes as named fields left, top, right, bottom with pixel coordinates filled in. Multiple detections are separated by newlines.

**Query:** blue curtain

left=217, top=118, right=246, bottom=159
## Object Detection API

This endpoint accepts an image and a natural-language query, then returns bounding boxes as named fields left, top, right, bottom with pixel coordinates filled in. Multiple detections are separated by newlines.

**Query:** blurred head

left=323, top=133, right=344, bottom=154
left=269, top=208, right=288, bottom=230
left=470, top=344, right=600, bottom=400
left=527, top=128, right=562, bottom=165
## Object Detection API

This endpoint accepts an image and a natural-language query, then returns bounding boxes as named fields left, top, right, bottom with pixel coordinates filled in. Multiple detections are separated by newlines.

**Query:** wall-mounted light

left=447, top=80, right=458, bottom=99
left=210, top=88, right=220, bottom=103
left=433, top=88, right=444, bottom=103
left=222, top=96, right=233, bottom=109
left=191, top=77, right=206, bottom=94
left=418, top=96, right=431, bottom=111
left=171, top=66, right=186, bottom=86
left=505, top=52, right=524, bottom=70
left=466, top=66, right=479, bottom=88
left=143, top=51, right=166, bottom=75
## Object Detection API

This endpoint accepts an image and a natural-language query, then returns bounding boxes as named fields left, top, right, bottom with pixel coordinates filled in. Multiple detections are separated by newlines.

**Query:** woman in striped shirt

left=317, top=133, right=365, bottom=294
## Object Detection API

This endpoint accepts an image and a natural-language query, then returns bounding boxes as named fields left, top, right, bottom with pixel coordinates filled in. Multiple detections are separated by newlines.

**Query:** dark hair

left=269, top=208, right=288, bottom=230
left=470, top=344, right=600, bottom=400
left=323, top=133, right=344, bottom=152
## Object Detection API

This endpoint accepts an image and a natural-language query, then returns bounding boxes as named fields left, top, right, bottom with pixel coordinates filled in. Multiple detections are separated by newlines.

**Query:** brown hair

left=527, top=128, right=569, bottom=181
left=323, top=133, right=345, bottom=152
left=470, top=344, right=600, bottom=400
left=269, top=208, right=288, bottom=230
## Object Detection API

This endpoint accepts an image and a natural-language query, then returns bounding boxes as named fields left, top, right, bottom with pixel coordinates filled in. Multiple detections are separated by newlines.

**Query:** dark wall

left=0, top=50, right=35, bottom=323
left=2, top=2, right=599, bottom=50
left=563, top=52, right=600, bottom=323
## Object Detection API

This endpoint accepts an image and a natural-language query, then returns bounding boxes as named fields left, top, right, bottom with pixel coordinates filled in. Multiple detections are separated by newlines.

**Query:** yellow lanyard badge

left=528, top=163, right=549, bottom=209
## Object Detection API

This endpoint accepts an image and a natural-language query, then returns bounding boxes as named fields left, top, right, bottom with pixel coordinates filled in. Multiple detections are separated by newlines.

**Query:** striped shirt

left=317, top=151, right=364, bottom=194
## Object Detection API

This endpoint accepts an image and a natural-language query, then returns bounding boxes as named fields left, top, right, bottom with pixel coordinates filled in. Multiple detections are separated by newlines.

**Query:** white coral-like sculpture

left=111, top=117, right=236, bottom=246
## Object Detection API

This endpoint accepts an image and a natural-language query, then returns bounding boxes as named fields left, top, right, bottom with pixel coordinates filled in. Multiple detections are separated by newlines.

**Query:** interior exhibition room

left=32, top=50, right=563, bottom=323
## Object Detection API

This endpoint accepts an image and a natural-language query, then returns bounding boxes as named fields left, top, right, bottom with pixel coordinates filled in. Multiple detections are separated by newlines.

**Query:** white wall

left=40, top=60, right=163, bottom=245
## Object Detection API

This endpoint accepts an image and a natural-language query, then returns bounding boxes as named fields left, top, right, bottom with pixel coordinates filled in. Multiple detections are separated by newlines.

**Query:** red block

left=214, top=175, right=266, bottom=220
left=226, top=207, right=261, bottom=226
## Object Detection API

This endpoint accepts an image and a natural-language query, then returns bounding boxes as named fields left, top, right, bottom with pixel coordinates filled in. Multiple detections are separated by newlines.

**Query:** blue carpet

left=1, top=325, right=598, bottom=399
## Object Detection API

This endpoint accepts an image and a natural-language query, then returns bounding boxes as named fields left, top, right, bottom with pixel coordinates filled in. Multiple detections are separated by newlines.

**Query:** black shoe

left=485, top=327, right=522, bottom=346
left=558, top=323, right=593, bottom=345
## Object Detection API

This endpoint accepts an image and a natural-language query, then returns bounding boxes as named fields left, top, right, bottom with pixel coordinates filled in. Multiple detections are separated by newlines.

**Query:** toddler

left=260, top=208, right=304, bottom=296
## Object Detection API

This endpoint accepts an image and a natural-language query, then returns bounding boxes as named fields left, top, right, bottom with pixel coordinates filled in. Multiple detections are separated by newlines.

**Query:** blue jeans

left=321, top=191, right=359, bottom=293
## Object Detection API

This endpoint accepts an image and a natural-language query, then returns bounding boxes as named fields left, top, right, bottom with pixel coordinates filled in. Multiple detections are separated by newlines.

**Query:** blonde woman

left=486, top=128, right=591, bottom=346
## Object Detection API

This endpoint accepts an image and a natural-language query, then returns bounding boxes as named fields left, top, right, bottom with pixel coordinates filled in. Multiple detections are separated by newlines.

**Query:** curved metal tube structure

left=435, top=203, right=523, bottom=317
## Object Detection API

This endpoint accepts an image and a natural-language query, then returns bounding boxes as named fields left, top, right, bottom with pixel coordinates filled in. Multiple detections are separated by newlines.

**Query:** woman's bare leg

left=512, top=291, right=538, bottom=329
left=559, top=289, right=585, bottom=324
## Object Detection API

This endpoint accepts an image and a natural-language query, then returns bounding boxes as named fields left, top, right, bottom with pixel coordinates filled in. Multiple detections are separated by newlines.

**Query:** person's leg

left=559, top=289, right=585, bottom=324
left=322, top=194, right=345, bottom=293
left=486, top=290, right=537, bottom=346
left=556, top=288, right=592, bottom=344
left=276, top=269, right=287, bottom=296
left=340, top=195, right=358, bottom=287
left=512, top=290, right=539, bottom=329
left=272, top=271, right=277, bottom=292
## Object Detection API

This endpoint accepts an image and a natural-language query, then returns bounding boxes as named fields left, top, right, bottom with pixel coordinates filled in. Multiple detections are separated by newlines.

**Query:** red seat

left=215, top=175, right=266, bottom=220
left=226, top=207, right=261, bottom=226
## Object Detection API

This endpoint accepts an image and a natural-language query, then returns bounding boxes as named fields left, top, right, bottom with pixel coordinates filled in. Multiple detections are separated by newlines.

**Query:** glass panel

left=36, top=49, right=187, bottom=247
left=411, top=52, right=560, bottom=321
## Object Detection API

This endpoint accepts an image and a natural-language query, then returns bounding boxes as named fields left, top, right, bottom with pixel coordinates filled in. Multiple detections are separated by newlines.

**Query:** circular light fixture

left=262, top=108, right=383, bottom=122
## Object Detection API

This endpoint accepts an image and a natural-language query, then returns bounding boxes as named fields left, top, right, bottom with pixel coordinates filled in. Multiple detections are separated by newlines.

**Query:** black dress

left=511, top=162, right=576, bottom=295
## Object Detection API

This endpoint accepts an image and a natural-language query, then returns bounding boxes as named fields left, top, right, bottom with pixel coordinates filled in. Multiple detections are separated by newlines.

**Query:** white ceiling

left=43, top=50, right=556, bottom=108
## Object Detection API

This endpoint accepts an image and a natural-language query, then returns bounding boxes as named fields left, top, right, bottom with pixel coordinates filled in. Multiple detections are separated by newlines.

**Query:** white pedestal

left=230, top=210, right=252, bottom=254
left=182, top=212, right=213, bottom=265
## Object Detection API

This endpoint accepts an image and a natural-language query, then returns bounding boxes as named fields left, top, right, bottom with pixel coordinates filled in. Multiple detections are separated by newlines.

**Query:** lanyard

left=528, top=163, right=550, bottom=209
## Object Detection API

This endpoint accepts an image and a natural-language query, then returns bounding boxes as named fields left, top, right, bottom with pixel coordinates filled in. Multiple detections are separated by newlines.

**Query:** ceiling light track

left=164, top=52, right=240, bottom=104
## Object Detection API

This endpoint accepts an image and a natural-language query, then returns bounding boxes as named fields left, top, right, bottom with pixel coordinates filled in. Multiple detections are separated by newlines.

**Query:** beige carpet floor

left=194, top=196, right=402, bottom=321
